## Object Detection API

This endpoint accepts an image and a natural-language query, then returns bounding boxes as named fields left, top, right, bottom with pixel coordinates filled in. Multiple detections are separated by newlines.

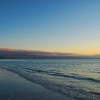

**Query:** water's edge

left=0, top=66, right=100, bottom=100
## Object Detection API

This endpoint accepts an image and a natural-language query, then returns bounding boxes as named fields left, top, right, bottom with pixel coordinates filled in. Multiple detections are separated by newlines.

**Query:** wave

left=1, top=66, right=100, bottom=100
left=49, top=72, right=100, bottom=83
left=21, top=67, right=100, bottom=83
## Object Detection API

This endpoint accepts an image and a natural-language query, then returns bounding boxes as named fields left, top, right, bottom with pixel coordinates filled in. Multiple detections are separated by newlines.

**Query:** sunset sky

left=0, top=0, right=100, bottom=55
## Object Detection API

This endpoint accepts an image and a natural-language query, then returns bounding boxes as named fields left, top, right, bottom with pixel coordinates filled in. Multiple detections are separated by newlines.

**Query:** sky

left=0, top=0, right=100, bottom=55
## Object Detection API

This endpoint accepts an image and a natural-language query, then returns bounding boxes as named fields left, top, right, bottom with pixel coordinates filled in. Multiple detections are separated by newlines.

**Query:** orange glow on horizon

left=0, top=48, right=100, bottom=55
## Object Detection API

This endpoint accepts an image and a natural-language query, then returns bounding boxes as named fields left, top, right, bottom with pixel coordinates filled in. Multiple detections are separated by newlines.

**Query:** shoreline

left=0, top=68, right=75, bottom=100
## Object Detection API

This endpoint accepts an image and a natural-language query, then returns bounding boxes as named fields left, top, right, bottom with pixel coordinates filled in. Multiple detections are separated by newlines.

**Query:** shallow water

left=0, top=59, right=100, bottom=100
left=0, top=68, right=74, bottom=100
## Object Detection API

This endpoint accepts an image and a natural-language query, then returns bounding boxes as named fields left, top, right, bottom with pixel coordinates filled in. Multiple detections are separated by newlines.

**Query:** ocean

left=0, top=59, right=100, bottom=100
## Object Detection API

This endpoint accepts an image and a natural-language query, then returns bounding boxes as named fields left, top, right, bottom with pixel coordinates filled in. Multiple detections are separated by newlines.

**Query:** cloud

left=0, top=48, right=16, bottom=52
left=0, top=48, right=93, bottom=59
left=0, top=48, right=77, bottom=56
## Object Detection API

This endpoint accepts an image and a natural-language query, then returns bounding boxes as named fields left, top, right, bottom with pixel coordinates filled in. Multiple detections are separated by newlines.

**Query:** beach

left=0, top=68, right=74, bottom=100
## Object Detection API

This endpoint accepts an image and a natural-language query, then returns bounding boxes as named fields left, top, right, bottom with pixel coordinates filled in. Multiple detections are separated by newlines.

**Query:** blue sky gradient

left=0, top=0, right=100, bottom=55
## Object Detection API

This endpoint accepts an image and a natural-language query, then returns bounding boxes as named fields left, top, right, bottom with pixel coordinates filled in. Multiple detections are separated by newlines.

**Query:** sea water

left=0, top=59, right=100, bottom=100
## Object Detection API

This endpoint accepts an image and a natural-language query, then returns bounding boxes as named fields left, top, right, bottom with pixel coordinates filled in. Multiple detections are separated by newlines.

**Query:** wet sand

left=0, top=68, right=75, bottom=100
